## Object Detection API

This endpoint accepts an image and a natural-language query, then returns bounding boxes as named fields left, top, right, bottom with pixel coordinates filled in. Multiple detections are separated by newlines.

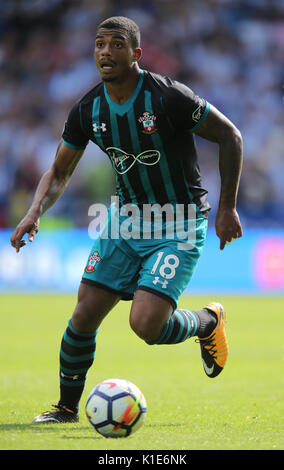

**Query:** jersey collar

left=103, top=69, right=144, bottom=116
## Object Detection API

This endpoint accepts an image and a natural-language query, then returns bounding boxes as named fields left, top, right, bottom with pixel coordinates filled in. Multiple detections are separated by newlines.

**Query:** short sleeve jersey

left=62, top=69, right=211, bottom=216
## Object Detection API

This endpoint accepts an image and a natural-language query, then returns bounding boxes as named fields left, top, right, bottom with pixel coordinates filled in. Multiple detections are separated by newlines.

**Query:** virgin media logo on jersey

left=106, top=147, right=160, bottom=174
left=87, top=196, right=198, bottom=251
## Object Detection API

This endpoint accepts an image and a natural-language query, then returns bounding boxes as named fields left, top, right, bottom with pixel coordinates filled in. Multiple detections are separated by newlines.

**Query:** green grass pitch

left=0, top=294, right=283, bottom=450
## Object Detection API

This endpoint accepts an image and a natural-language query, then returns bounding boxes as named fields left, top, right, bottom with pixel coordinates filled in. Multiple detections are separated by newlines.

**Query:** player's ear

left=133, top=48, right=142, bottom=62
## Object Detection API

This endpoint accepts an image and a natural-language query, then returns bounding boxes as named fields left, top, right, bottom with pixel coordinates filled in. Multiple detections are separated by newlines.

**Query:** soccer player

left=10, top=17, right=243, bottom=423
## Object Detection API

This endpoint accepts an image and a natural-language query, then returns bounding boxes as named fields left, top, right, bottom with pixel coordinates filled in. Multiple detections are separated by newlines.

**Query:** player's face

left=94, top=28, right=141, bottom=83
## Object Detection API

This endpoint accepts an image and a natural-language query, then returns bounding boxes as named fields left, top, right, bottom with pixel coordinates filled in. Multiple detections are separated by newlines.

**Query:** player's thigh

left=71, top=282, right=121, bottom=333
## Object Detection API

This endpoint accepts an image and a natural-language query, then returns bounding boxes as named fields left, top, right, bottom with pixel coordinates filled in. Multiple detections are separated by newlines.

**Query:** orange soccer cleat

left=196, top=302, right=229, bottom=378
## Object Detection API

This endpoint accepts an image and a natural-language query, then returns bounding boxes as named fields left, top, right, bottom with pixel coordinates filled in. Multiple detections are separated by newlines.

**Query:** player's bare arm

left=10, top=140, right=84, bottom=253
left=194, top=104, right=243, bottom=250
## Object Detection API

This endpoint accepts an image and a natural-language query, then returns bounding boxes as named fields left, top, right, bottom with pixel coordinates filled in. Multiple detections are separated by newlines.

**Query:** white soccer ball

left=85, top=378, right=147, bottom=438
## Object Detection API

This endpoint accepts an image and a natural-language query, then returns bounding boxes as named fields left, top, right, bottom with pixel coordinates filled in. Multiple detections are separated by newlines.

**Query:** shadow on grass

left=145, top=423, right=184, bottom=427
left=0, top=423, right=91, bottom=432
left=61, top=423, right=184, bottom=438
left=0, top=422, right=183, bottom=431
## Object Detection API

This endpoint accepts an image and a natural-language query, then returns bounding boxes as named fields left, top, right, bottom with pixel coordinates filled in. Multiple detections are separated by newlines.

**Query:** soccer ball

left=85, top=378, right=147, bottom=438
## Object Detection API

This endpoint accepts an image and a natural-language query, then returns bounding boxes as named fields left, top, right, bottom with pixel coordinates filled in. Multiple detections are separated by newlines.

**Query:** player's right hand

left=10, top=214, right=40, bottom=253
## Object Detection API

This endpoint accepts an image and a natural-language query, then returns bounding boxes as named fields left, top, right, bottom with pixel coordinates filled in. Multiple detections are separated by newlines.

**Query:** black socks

left=59, top=319, right=98, bottom=412
left=146, top=308, right=217, bottom=345
left=194, top=308, right=218, bottom=338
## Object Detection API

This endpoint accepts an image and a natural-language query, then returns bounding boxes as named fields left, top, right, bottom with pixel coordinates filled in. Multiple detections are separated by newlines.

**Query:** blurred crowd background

left=0, top=0, right=283, bottom=230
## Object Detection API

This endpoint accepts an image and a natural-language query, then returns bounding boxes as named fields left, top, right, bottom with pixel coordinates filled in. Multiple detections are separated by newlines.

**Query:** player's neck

left=104, top=64, right=141, bottom=104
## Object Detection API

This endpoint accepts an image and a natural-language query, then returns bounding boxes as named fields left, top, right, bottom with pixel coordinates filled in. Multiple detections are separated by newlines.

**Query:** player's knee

left=71, top=301, right=99, bottom=332
left=129, top=312, right=162, bottom=343
left=71, top=283, right=120, bottom=333
left=71, top=293, right=106, bottom=332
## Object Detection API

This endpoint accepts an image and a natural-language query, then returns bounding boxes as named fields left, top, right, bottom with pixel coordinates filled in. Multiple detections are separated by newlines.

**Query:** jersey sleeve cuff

left=190, top=101, right=210, bottom=132
left=62, top=139, right=87, bottom=150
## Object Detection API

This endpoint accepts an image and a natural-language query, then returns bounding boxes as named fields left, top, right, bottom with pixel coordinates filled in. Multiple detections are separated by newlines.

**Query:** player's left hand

left=215, top=207, right=242, bottom=250
left=10, top=214, right=40, bottom=253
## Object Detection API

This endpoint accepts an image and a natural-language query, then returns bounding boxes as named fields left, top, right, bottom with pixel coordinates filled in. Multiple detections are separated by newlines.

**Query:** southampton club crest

left=138, top=112, right=157, bottom=134
left=85, top=250, right=101, bottom=273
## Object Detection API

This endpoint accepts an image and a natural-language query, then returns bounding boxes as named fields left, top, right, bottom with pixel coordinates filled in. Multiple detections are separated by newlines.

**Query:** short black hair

left=97, top=16, right=141, bottom=49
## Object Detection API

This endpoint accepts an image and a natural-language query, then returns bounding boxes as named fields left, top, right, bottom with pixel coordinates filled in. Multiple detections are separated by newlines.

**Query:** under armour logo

left=93, top=122, right=107, bottom=133
left=153, top=277, right=168, bottom=289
